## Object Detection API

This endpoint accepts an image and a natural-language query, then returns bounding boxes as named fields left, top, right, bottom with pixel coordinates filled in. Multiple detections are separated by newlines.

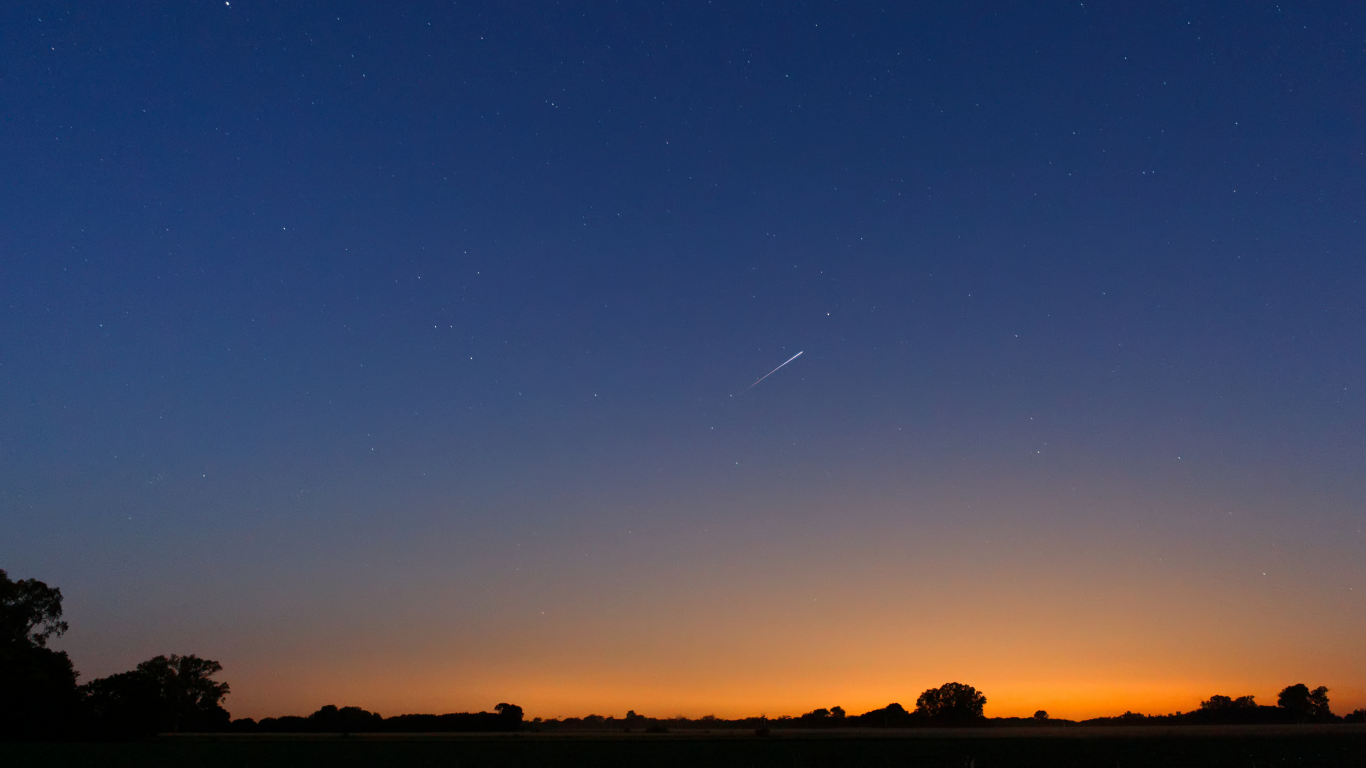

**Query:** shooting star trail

left=743, top=351, right=804, bottom=393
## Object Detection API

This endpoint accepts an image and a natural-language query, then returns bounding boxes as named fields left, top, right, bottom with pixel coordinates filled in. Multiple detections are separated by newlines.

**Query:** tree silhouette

left=1200, top=695, right=1257, bottom=712
left=140, top=654, right=231, bottom=732
left=1277, top=684, right=1332, bottom=723
left=308, top=704, right=384, bottom=733
left=0, top=569, right=80, bottom=741
left=83, top=654, right=230, bottom=736
left=495, top=702, right=524, bottom=728
left=0, top=569, right=69, bottom=647
left=82, top=668, right=166, bottom=737
left=1191, top=694, right=1263, bottom=724
left=914, top=682, right=987, bottom=723
left=797, top=707, right=845, bottom=728
left=853, top=702, right=916, bottom=727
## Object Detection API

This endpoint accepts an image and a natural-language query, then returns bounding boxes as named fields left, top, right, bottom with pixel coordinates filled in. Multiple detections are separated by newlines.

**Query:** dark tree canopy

left=0, top=569, right=80, bottom=741
left=1201, top=694, right=1257, bottom=712
left=138, top=654, right=231, bottom=726
left=1, top=569, right=242, bottom=740
left=795, top=706, right=848, bottom=728
left=842, top=702, right=914, bottom=728
left=495, top=702, right=525, bottom=725
left=0, top=642, right=81, bottom=741
left=83, top=654, right=231, bottom=735
left=308, top=704, right=384, bottom=733
left=914, top=682, right=987, bottom=722
left=1277, top=684, right=1332, bottom=723
left=0, top=569, right=69, bottom=649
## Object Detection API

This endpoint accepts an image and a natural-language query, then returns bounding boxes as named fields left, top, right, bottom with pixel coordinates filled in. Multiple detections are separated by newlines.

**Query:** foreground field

left=4, top=726, right=1365, bottom=767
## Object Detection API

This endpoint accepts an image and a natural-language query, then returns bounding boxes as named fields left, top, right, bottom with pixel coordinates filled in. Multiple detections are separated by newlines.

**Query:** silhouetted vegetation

left=914, top=681, right=987, bottom=723
left=1279, top=683, right=1335, bottom=723
left=1080, top=686, right=1346, bottom=727
left=3, top=566, right=1362, bottom=744
left=0, top=568, right=528, bottom=741
left=0, top=569, right=81, bottom=741
left=82, top=654, right=231, bottom=738
left=1, top=568, right=235, bottom=741
left=229, top=702, right=524, bottom=734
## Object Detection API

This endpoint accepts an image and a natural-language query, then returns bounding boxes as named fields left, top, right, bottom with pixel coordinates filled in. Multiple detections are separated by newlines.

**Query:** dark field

left=4, top=727, right=1366, bottom=768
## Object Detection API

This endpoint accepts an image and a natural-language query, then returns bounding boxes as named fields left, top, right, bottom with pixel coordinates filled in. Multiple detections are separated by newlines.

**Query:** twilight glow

left=2, top=1, right=1362, bottom=722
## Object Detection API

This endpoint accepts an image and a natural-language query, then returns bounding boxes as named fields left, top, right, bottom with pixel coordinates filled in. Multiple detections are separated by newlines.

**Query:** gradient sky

left=3, top=1, right=1364, bottom=721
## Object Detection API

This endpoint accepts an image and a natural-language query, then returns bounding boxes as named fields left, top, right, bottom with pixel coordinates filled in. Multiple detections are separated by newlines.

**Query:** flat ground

left=4, top=725, right=1365, bottom=767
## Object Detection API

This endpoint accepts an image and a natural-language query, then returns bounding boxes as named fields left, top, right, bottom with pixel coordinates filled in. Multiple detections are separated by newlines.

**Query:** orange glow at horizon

left=202, top=478, right=1365, bottom=723
left=226, top=663, right=1366, bottom=723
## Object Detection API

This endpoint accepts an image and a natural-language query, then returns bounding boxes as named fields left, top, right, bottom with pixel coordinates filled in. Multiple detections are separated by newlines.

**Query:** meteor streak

left=744, top=350, right=804, bottom=392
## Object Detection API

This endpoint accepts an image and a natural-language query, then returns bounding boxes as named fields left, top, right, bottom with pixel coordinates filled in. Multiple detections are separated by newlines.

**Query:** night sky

left=3, top=2, right=1364, bottom=720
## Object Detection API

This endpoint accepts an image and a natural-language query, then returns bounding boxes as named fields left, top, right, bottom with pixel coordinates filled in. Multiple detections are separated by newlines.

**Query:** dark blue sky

left=3, top=1, right=1364, bottom=718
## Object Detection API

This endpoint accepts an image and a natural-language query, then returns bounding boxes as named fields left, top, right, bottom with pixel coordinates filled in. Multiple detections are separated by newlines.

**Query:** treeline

left=527, top=685, right=1365, bottom=733
left=0, top=569, right=526, bottom=741
left=227, top=703, right=524, bottom=734
left=2, top=569, right=239, bottom=740
left=531, top=683, right=991, bottom=733
left=1082, top=687, right=1363, bottom=726
left=4, top=568, right=1364, bottom=741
